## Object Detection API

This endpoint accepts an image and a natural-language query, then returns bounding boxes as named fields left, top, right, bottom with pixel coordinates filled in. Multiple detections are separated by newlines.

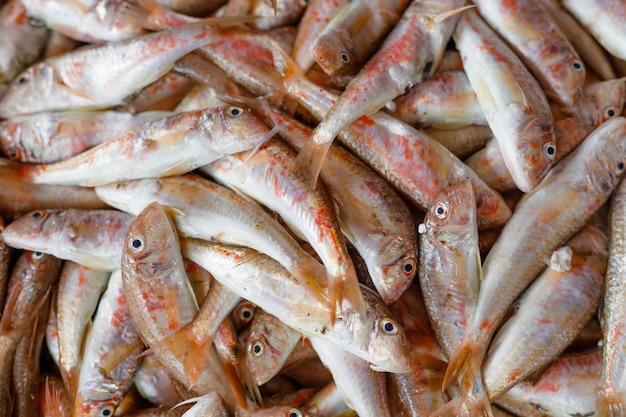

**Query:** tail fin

left=429, top=391, right=494, bottom=417
left=597, top=386, right=626, bottom=417
left=442, top=334, right=485, bottom=394
left=328, top=271, right=366, bottom=324
left=289, top=258, right=331, bottom=312
left=291, top=139, right=334, bottom=190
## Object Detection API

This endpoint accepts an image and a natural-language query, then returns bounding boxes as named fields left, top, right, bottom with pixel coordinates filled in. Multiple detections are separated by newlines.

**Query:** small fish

left=2, top=208, right=134, bottom=270
left=453, top=8, right=557, bottom=192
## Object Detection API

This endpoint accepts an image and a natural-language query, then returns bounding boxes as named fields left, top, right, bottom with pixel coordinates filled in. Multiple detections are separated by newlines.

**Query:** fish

left=24, top=106, right=274, bottom=187
left=453, top=8, right=557, bottom=192
left=1, top=208, right=134, bottom=270
left=121, top=201, right=239, bottom=408
left=442, top=116, right=626, bottom=403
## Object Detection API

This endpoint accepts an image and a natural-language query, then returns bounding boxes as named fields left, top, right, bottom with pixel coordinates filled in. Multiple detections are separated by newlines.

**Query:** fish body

left=26, top=106, right=272, bottom=187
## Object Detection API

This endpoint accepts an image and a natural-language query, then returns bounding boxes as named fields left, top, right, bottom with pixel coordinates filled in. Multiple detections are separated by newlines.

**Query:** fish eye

left=17, top=75, right=28, bottom=85
left=241, top=306, right=254, bottom=321
left=8, top=149, right=17, bottom=158
left=572, top=61, right=583, bottom=71
left=433, top=202, right=449, bottom=219
left=288, top=409, right=303, bottom=417
left=402, top=259, right=416, bottom=276
left=605, top=107, right=618, bottom=119
left=340, top=53, right=350, bottom=63
left=380, top=318, right=398, bottom=335
left=33, top=251, right=44, bottom=259
left=129, top=235, right=144, bottom=253
left=97, top=406, right=114, bottom=417
left=228, top=107, right=243, bottom=117
left=251, top=341, right=264, bottom=357
left=32, top=211, right=42, bottom=219
left=617, top=161, right=625, bottom=172
left=543, top=142, right=557, bottom=160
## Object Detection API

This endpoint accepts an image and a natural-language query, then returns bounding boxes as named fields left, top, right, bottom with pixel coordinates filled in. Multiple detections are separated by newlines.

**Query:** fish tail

left=328, top=271, right=366, bottom=322
left=597, top=386, right=626, bottom=417
left=59, top=366, right=79, bottom=401
left=429, top=391, right=494, bottom=417
left=149, top=322, right=212, bottom=390
left=291, top=139, right=334, bottom=190
left=442, top=333, right=485, bottom=394
left=40, top=376, right=69, bottom=417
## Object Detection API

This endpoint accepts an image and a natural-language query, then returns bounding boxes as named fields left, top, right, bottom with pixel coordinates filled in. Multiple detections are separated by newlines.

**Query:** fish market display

left=1, top=2, right=626, bottom=417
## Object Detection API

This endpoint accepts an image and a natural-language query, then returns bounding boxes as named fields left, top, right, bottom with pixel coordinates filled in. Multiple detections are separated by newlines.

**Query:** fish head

left=246, top=330, right=284, bottom=385
left=310, top=31, right=357, bottom=77
left=0, top=62, right=56, bottom=118
left=198, top=106, right=274, bottom=155
left=576, top=79, right=626, bottom=127
left=507, top=112, right=557, bottom=192
left=368, top=234, right=418, bottom=305
left=0, top=120, right=27, bottom=161
left=122, top=201, right=181, bottom=283
left=422, top=180, right=477, bottom=246
left=72, top=389, right=120, bottom=417
left=543, top=51, right=585, bottom=107
left=0, top=116, right=54, bottom=162
left=1, top=209, right=67, bottom=251
left=343, top=286, right=410, bottom=373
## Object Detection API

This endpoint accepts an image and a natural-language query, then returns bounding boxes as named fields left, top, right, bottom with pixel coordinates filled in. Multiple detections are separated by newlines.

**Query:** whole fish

left=291, top=0, right=466, bottom=186
left=96, top=174, right=328, bottom=309
left=562, top=0, right=626, bottom=61
left=72, top=269, right=143, bottom=417
left=0, top=21, right=234, bottom=117
left=121, top=202, right=239, bottom=407
left=453, top=8, right=557, bottom=192
left=24, top=106, right=274, bottom=187
left=180, top=237, right=411, bottom=374
left=309, top=0, right=409, bottom=76
left=442, top=117, right=626, bottom=401
left=203, top=136, right=365, bottom=319
left=0, top=110, right=169, bottom=164
left=2, top=208, right=133, bottom=270
left=472, top=0, right=585, bottom=106
left=56, top=262, right=110, bottom=395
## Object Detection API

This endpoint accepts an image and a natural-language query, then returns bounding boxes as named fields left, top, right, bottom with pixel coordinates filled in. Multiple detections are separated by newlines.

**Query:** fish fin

left=163, top=285, right=182, bottom=334
left=150, top=321, right=213, bottom=390
left=291, top=139, right=333, bottom=190
left=429, top=389, right=494, bottom=417
left=328, top=271, right=366, bottom=323
left=71, top=250, right=116, bottom=270
left=289, top=259, right=331, bottom=313
left=0, top=279, right=24, bottom=332
left=59, top=366, right=79, bottom=401
left=430, top=5, right=475, bottom=26
left=597, top=387, right=626, bottom=417
left=160, top=159, right=193, bottom=179
left=98, top=340, right=143, bottom=377
left=493, top=64, right=528, bottom=108
left=442, top=333, right=484, bottom=394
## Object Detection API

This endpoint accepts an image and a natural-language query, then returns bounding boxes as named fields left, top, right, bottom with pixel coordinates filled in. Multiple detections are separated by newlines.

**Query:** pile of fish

left=1, top=0, right=626, bottom=416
